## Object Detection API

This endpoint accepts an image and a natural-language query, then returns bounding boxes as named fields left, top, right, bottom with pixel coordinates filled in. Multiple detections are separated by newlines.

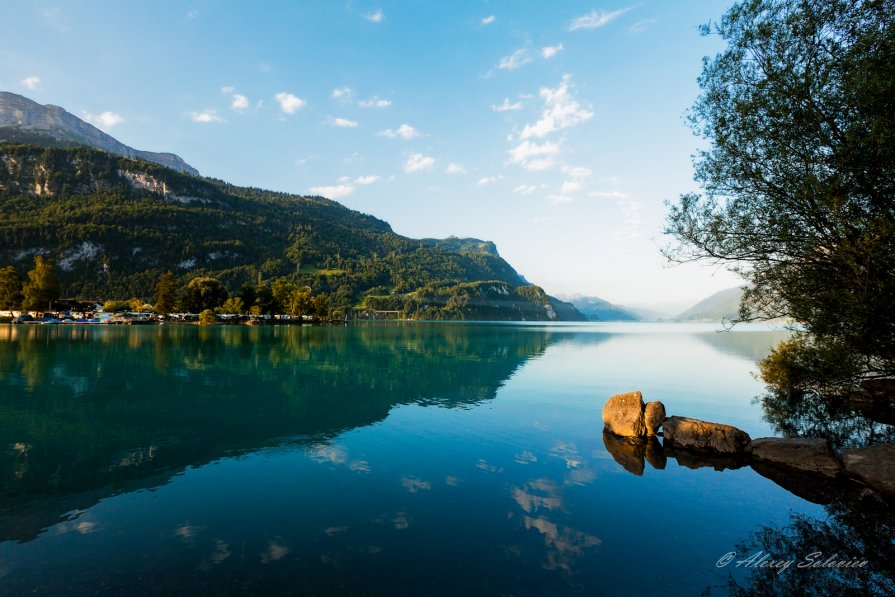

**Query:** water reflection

left=0, top=323, right=552, bottom=543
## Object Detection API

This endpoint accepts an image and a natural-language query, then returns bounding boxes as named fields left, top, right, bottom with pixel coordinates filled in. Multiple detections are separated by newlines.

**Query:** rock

left=602, top=391, right=646, bottom=437
left=842, top=444, right=895, bottom=498
left=747, top=437, right=844, bottom=478
left=644, top=401, right=665, bottom=436
left=662, top=416, right=751, bottom=455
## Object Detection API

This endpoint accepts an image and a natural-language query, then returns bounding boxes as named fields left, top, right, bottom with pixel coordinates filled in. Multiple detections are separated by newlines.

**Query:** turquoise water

left=0, top=322, right=834, bottom=594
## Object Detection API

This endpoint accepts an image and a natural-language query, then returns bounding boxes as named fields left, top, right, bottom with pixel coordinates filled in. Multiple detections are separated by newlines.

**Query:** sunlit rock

left=747, top=437, right=844, bottom=478
left=662, top=416, right=751, bottom=454
left=644, top=401, right=666, bottom=436
left=602, top=391, right=646, bottom=437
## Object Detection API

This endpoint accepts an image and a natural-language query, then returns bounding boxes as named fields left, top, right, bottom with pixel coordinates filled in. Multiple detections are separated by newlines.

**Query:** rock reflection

left=601, top=430, right=665, bottom=476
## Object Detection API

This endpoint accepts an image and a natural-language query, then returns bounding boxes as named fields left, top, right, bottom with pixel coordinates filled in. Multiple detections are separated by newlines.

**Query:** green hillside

left=0, top=144, right=584, bottom=320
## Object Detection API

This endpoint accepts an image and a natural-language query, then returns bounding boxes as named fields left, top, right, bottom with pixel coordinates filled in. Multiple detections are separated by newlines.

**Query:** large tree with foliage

left=0, top=266, right=23, bottom=312
left=153, top=271, right=178, bottom=315
left=665, top=0, right=895, bottom=384
left=178, top=277, right=229, bottom=314
left=22, top=256, right=61, bottom=311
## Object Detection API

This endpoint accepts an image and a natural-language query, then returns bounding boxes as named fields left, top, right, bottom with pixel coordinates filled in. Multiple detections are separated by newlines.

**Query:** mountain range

left=564, top=287, right=747, bottom=323
left=0, top=92, right=584, bottom=321
left=0, top=92, right=198, bottom=175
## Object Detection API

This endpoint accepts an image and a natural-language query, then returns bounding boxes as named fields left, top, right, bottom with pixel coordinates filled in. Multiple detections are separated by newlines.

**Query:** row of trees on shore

left=0, top=257, right=351, bottom=319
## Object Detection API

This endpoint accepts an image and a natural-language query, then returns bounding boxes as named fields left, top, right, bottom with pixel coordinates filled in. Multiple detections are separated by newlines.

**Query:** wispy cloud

left=379, top=124, right=420, bottom=139
left=492, top=98, right=523, bottom=112
left=403, top=153, right=434, bottom=173
left=329, top=117, right=359, bottom=128
left=83, top=111, right=124, bottom=129
left=231, top=94, right=249, bottom=110
left=560, top=180, right=583, bottom=194
left=549, top=194, right=574, bottom=204
left=520, top=75, right=593, bottom=139
left=310, top=184, right=355, bottom=199
left=514, top=184, right=539, bottom=195
left=274, top=92, right=306, bottom=114
left=541, top=43, right=564, bottom=59
left=365, top=9, right=384, bottom=23
left=629, top=18, right=656, bottom=34
left=589, top=190, right=628, bottom=199
left=358, top=97, right=391, bottom=108
left=477, top=175, right=503, bottom=186
left=569, top=7, right=634, bottom=31
left=563, top=165, right=592, bottom=178
left=498, top=49, right=534, bottom=71
left=21, top=76, right=41, bottom=90
left=189, top=109, right=224, bottom=123
left=354, top=175, right=379, bottom=185
left=508, top=140, right=561, bottom=170
left=331, top=86, right=354, bottom=102
left=445, top=163, right=466, bottom=174
left=481, top=15, right=496, bottom=25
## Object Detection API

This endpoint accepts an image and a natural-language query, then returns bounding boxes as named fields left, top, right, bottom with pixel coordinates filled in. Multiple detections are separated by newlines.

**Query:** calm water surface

left=0, top=322, right=843, bottom=594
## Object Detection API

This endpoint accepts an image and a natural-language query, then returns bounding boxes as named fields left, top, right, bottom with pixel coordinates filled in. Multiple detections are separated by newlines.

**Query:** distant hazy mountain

left=0, top=91, right=198, bottom=175
left=673, top=286, right=745, bottom=323
left=561, top=295, right=644, bottom=321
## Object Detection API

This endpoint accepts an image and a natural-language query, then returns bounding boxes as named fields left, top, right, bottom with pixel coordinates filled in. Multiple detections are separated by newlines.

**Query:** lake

left=0, top=322, right=890, bottom=595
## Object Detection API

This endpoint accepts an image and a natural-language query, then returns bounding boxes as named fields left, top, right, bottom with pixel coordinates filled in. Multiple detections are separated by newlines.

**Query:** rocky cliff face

left=0, top=91, right=199, bottom=176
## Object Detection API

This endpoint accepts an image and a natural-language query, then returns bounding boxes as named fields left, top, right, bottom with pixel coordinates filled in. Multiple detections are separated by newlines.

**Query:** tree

left=220, top=296, right=245, bottom=315
left=198, top=309, right=217, bottom=325
left=0, top=266, right=23, bottom=312
left=154, top=272, right=178, bottom=315
left=179, top=277, right=228, bottom=313
left=665, top=0, right=895, bottom=382
left=22, top=256, right=61, bottom=311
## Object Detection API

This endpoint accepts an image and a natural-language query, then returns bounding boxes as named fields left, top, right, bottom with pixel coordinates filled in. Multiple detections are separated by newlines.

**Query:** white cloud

left=520, top=76, right=593, bottom=139
left=21, top=76, right=41, bottom=90
left=329, top=117, right=359, bottom=128
left=524, top=157, right=557, bottom=171
left=445, top=163, right=466, bottom=174
left=477, top=175, right=503, bottom=186
left=379, top=124, right=420, bottom=139
left=560, top=180, right=583, bottom=194
left=629, top=19, right=657, bottom=34
left=403, top=153, right=434, bottom=173
left=358, top=97, right=391, bottom=108
left=331, top=86, right=354, bottom=102
left=354, top=175, right=379, bottom=185
left=365, top=9, right=384, bottom=23
left=83, top=111, right=124, bottom=129
left=514, top=184, right=538, bottom=195
left=310, top=184, right=355, bottom=199
left=569, top=7, right=634, bottom=31
left=231, top=94, right=249, bottom=110
left=498, top=49, right=534, bottom=71
left=563, top=165, right=592, bottom=178
left=492, top=98, right=523, bottom=112
left=274, top=92, right=306, bottom=114
left=508, top=139, right=561, bottom=165
left=189, top=110, right=224, bottom=123
left=541, top=43, right=564, bottom=59
left=220, top=85, right=235, bottom=94
left=481, top=15, right=496, bottom=25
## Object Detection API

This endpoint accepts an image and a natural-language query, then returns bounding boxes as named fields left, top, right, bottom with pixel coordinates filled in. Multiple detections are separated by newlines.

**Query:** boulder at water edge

left=747, top=437, right=844, bottom=479
left=644, top=401, right=666, bottom=436
left=602, top=391, right=647, bottom=437
left=662, top=416, right=751, bottom=455
left=842, top=444, right=895, bottom=498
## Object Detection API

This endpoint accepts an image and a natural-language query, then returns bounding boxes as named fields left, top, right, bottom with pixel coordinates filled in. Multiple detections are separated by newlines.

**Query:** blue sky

left=1, top=1, right=743, bottom=312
